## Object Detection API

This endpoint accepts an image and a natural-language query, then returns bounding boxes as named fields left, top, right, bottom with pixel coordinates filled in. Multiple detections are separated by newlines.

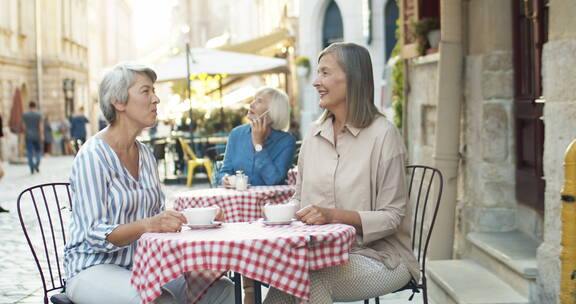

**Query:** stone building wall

left=456, top=50, right=517, bottom=256
left=538, top=0, right=576, bottom=301
left=405, top=54, right=438, bottom=167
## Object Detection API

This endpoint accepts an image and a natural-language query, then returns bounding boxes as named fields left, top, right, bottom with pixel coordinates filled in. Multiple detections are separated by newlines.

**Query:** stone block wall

left=456, top=50, right=518, bottom=256
left=537, top=37, right=576, bottom=304
left=405, top=54, right=439, bottom=167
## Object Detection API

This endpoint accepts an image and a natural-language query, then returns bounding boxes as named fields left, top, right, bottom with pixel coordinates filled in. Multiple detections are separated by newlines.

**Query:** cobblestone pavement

left=0, top=156, right=424, bottom=304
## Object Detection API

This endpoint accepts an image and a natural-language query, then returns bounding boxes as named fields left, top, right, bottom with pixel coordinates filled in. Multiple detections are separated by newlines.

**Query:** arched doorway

left=322, top=1, right=343, bottom=49
left=384, top=0, right=399, bottom=62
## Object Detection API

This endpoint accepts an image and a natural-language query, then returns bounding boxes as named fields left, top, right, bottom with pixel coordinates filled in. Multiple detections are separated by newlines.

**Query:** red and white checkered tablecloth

left=131, top=222, right=356, bottom=304
left=173, top=185, right=295, bottom=222
left=286, top=167, right=298, bottom=186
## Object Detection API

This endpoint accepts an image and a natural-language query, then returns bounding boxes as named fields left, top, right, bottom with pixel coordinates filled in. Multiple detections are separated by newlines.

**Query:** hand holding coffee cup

left=263, top=202, right=297, bottom=222
left=222, top=174, right=236, bottom=188
left=182, top=206, right=219, bottom=225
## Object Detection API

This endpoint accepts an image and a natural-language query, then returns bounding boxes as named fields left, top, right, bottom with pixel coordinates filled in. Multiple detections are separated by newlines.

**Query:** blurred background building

left=0, top=0, right=134, bottom=160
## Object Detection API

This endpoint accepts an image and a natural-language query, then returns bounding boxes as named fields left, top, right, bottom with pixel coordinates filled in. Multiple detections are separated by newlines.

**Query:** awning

left=154, top=48, right=287, bottom=82
left=217, top=29, right=292, bottom=56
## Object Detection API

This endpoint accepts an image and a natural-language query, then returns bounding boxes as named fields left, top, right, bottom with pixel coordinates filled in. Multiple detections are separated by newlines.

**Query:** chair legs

left=186, top=160, right=215, bottom=187
left=231, top=272, right=242, bottom=304
left=186, top=161, right=196, bottom=187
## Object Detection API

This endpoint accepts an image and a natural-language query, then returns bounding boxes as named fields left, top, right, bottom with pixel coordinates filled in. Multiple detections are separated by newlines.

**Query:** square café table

left=173, top=185, right=296, bottom=222
left=131, top=222, right=356, bottom=303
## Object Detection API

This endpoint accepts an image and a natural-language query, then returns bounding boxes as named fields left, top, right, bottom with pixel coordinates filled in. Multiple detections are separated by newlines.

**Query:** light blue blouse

left=217, top=124, right=296, bottom=186
left=64, top=137, right=164, bottom=279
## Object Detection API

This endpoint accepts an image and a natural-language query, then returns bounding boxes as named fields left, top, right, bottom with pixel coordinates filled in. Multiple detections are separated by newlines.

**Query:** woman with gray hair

left=264, top=43, right=420, bottom=303
left=218, top=87, right=296, bottom=188
left=63, top=63, right=234, bottom=304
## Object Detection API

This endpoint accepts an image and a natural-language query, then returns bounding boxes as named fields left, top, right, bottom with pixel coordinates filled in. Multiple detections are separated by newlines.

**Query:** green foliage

left=295, top=56, right=311, bottom=69
left=411, top=18, right=439, bottom=41
left=391, top=19, right=405, bottom=132
left=171, top=80, right=188, bottom=100
left=202, top=107, right=246, bottom=135
left=410, top=18, right=440, bottom=55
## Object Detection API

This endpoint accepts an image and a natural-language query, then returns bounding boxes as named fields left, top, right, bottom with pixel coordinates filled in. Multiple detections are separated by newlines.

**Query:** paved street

left=0, top=156, right=423, bottom=304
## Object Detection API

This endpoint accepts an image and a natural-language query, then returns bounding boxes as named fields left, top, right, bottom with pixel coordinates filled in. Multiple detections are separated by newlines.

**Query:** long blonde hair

left=317, top=42, right=381, bottom=128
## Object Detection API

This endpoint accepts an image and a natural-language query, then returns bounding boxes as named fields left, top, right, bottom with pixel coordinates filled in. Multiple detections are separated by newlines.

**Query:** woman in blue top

left=219, top=87, right=296, bottom=187
left=63, top=63, right=234, bottom=304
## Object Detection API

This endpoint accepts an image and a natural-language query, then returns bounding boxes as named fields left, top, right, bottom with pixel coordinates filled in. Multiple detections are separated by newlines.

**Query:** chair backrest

left=405, top=165, right=443, bottom=287
left=178, top=137, right=199, bottom=160
left=17, top=183, right=72, bottom=304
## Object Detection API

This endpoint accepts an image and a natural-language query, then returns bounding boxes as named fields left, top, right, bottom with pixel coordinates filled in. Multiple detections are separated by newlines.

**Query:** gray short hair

left=256, top=87, right=291, bottom=131
left=99, top=63, right=157, bottom=124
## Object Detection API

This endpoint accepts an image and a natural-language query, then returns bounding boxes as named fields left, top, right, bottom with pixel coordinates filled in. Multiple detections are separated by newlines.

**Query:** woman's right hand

left=145, top=210, right=186, bottom=233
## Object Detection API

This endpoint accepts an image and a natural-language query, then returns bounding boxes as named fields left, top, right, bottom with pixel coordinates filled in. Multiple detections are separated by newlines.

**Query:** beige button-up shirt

left=294, top=115, right=420, bottom=281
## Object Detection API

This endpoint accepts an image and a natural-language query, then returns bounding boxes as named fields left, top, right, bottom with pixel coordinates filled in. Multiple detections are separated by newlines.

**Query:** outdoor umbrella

left=154, top=48, right=287, bottom=82
left=8, top=88, right=24, bottom=134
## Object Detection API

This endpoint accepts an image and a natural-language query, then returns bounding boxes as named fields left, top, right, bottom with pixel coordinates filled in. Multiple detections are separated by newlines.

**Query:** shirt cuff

left=87, top=224, right=124, bottom=252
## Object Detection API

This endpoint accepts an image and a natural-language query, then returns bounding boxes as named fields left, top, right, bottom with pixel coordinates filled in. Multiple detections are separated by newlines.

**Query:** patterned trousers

left=264, top=254, right=411, bottom=304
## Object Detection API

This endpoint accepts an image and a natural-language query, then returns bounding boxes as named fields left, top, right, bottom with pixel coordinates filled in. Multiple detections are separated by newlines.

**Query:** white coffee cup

left=263, top=203, right=297, bottom=222
left=182, top=207, right=218, bottom=225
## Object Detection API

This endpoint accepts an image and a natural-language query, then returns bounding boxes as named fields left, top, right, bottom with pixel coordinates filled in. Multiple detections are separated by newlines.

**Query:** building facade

left=0, top=0, right=136, bottom=159
left=0, top=0, right=89, bottom=160
left=399, top=0, right=576, bottom=303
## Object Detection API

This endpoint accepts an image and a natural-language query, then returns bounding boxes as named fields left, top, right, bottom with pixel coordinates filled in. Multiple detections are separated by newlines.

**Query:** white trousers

left=66, top=264, right=235, bottom=304
left=263, top=254, right=412, bottom=304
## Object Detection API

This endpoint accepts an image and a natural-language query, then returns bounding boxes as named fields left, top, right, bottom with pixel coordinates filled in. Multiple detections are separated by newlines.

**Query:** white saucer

left=259, top=218, right=297, bottom=225
left=186, top=221, right=223, bottom=229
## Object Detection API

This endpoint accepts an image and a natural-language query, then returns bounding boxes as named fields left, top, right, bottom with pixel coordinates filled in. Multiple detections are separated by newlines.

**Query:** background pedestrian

left=70, top=107, right=89, bottom=153
left=22, top=101, right=43, bottom=174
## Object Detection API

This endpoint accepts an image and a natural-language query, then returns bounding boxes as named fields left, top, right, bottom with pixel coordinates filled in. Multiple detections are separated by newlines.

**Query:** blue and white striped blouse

left=64, top=136, right=165, bottom=280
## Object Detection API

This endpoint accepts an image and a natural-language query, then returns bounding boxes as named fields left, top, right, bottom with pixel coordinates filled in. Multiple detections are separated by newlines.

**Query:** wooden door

left=513, top=0, right=548, bottom=211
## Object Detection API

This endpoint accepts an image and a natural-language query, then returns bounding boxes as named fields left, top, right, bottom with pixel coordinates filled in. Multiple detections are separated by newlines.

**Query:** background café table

left=131, top=222, right=356, bottom=304
left=173, top=185, right=295, bottom=222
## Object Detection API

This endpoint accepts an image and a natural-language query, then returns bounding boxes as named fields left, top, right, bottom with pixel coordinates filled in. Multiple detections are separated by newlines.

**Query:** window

left=322, top=1, right=343, bottom=49
left=384, top=0, right=399, bottom=62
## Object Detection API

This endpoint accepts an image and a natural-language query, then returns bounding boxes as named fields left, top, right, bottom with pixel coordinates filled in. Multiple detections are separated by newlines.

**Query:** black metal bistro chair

left=17, top=183, right=74, bottom=304
left=251, top=165, right=443, bottom=304
left=364, top=165, right=444, bottom=304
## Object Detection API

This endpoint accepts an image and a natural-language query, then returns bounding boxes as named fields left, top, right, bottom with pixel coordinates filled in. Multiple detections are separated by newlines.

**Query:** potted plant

left=411, top=18, right=440, bottom=55
left=295, top=56, right=311, bottom=77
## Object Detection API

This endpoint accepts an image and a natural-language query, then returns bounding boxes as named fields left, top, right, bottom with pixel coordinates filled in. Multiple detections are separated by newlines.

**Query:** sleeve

left=357, top=129, right=408, bottom=244
left=217, top=129, right=238, bottom=182
left=291, top=137, right=306, bottom=204
left=253, top=134, right=296, bottom=185
left=69, top=149, right=124, bottom=253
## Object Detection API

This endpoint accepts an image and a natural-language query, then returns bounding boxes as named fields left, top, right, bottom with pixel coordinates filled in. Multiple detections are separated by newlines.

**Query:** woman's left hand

left=296, top=205, right=334, bottom=225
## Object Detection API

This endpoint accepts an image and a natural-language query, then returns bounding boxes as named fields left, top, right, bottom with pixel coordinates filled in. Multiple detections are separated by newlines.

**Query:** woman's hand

left=145, top=210, right=186, bottom=233
left=296, top=205, right=334, bottom=225
left=215, top=207, right=225, bottom=221
left=222, top=175, right=232, bottom=188
left=250, top=115, right=268, bottom=147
